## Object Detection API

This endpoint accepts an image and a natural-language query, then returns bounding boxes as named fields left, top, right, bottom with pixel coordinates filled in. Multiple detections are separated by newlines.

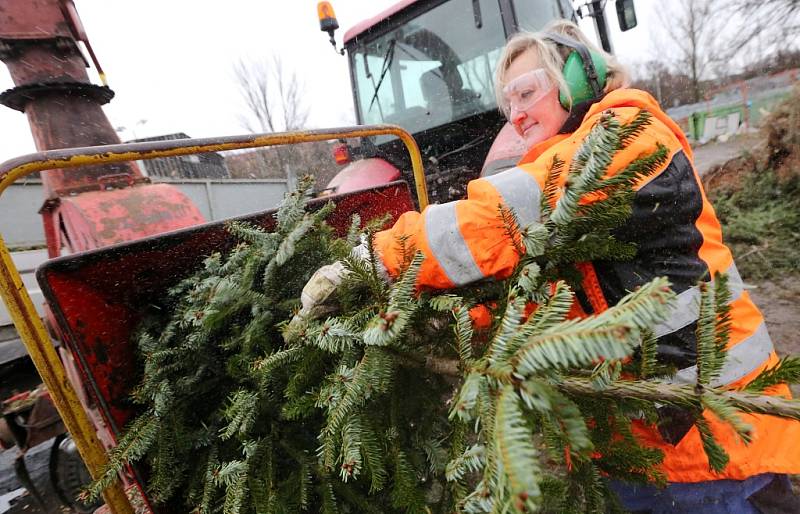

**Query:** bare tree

left=232, top=55, right=337, bottom=184
left=233, top=54, right=309, bottom=134
left=727, top=0, right=800, bottom=44
left=657, top=0, right=726, bottom=103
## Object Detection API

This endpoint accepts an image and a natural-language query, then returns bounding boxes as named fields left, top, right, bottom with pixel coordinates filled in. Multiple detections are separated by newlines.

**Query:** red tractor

left=318, top=0, right=637, bottom=203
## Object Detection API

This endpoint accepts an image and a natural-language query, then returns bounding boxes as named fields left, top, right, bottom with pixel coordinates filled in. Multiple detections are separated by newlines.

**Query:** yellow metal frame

left=0, top=125, right=426, bottom=514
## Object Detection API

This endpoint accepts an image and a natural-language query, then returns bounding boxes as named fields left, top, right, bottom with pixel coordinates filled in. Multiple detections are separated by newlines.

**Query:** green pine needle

left=495, top=385, right=542, bottom=512
left=746, top=357, right=800, bottom=392
left=695, top=417, right=730, bottom=473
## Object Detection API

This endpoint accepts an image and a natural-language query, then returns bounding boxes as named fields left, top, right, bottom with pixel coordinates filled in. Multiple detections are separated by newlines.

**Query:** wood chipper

left=0, top=124, right=429, bottom=514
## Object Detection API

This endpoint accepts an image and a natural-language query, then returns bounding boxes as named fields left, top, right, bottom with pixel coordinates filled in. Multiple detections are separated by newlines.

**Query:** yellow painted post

left=0, top=237, right=134, bottom=514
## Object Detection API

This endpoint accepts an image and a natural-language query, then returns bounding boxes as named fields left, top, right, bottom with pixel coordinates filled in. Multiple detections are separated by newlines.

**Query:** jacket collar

left=517, top=89, right=692, bottom=165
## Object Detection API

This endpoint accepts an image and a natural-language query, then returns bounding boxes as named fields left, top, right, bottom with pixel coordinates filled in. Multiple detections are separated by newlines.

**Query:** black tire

left=49, top=434, right=104, bottom=513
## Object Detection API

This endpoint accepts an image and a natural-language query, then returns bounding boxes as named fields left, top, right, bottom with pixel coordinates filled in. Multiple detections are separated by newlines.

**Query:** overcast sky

left=0, top=0, right=657, bottom=164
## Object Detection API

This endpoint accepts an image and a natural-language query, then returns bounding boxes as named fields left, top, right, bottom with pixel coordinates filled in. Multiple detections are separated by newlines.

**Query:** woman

left=301, top=20, right=800, bottom=512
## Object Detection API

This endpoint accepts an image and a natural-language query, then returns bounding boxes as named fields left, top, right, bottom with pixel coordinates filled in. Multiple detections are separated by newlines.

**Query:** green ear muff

left=559, top=49, right=608, bottom=109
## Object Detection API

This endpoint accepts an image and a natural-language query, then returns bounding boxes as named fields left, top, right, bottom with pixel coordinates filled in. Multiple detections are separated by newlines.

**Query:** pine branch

left=253, top=345, right=305, bottom=378
left=521, top=221, right=549, bottom=258
left=221, top=390, right=259, bottom=440
left=359, top=418, right=388, bottom=493
left=695, top=417, right=730, bottom=472
left=445, top=444, right=486, bottom=482
left=346, top=214, right=362, bottom=248
left=551, top=114, right=620, bottom=226
left=513, top=280, right=573, bottom=343
left=275, top=175, right=314, bottom=234
left=558, top=377, right=800, bottom=420
left=541, top=154, right=565, bottom=217
left=390, top=449, right=428, bottom=513
left=617, top=110, right=654, bottom=147
left=487, top=296, right=527, bottom=366
left=494, top=385, right=541, bottom=512
left=597, top=144, right=669, bottom=192
left=453, top=303, right=475, bottom=364
left=362, top=252, right=423, bottom=347
left=339, top=416, right=363, bottom=481
left=83, top=413, right=159, bottom=502
left=497, top=204, right=526, bottom=256
left=701, top=394, right=753, bottom=444
left=508, top=322, right=640, bottom=376
left=745, top=357, right=800, bottom=392
left=638, top=329, right=658, bottom=379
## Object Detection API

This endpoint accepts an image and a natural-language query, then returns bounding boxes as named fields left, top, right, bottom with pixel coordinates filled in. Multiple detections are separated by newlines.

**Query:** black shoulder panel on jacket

left=593, top=150, right=709, bottom=367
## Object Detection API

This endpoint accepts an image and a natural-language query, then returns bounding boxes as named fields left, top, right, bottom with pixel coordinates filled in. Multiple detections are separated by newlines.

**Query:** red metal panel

left=56, top=184, right=206, bottom=252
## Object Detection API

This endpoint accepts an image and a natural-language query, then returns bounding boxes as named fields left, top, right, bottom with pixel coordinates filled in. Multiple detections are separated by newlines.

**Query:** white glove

left=297, top=261, right=349, bottom=319
left=294, top=236, right=390, bottom=323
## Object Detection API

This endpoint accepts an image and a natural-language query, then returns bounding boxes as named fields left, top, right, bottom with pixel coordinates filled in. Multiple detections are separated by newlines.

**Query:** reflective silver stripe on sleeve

left=482, top=166, right=542, bottom=227
left=425, top=203, right=484, bottom=286
left=653, top=263, right=745, bottom=338
left=665, top=322, right=775, bottom=387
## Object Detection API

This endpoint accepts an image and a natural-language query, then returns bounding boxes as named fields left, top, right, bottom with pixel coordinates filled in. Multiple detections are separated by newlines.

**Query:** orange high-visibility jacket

left=374, top=88, right=800, bottom=482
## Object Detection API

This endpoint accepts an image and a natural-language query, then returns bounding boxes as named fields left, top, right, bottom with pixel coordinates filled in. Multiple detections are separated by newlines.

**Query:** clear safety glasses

left=500, top=69, right=554, bottom=119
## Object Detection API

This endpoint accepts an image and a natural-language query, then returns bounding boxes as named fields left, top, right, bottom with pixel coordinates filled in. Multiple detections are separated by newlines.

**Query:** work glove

left=297, top=260, right=349, bottom=320
left=288, top=236, right=389, bottom=335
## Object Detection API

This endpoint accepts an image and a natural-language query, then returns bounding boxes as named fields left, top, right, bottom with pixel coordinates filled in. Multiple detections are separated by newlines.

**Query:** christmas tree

left=86, top=112, right=800, bottom=513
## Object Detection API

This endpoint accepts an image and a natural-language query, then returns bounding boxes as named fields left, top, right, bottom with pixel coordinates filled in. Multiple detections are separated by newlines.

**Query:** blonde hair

left=494, top=20, right=629, bottom=109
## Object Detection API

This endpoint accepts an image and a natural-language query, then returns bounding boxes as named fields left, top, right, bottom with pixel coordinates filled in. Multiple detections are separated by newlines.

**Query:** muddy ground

left=749, top=278, right=800, bottom=357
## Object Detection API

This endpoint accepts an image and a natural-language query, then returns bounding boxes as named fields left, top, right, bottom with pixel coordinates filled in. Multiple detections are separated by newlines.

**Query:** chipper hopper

left=0, top=125, right=428, bottom=514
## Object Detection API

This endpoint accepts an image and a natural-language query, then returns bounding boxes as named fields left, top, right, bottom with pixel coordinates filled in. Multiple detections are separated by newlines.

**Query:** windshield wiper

left=368, top=38, right=396, bottom=112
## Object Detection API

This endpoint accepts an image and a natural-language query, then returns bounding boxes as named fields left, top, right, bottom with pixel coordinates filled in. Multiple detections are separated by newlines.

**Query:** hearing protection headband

left=542, top=32, right=607, bottom=109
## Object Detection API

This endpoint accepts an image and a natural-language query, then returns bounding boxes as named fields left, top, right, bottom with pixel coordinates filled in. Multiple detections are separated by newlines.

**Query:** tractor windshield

left=350, top=0, right=506, bottom=134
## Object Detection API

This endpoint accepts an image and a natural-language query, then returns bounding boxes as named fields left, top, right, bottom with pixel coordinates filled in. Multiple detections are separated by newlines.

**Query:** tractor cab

left=319, top=0, right=637, bottom=204
left=321, top=0, right=576, bottom=202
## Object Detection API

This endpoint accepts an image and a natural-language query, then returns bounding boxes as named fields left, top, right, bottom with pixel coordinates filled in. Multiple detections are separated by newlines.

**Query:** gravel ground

left=692, top=133, right=762, bottom=177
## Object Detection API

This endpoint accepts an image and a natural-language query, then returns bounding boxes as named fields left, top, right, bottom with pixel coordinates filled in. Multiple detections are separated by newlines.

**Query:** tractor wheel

left=49, top=433, right=103, bottom=513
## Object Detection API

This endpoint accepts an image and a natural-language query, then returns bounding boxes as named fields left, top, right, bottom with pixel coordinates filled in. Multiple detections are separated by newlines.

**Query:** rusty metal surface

left=21, top=90, right=140, bottom=199
left=0, top=0, right=76, bottom=40
left=0, top=81, right=113, bottom=112
left=21, top=392, right=66, bottom=449
left=56, top=184, right=205, bottom=251
left=0, top=0, right=139, bottom=201
left=38, top=181, right=414, bottom=435
left=0, top=44, right=88, bottom=88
